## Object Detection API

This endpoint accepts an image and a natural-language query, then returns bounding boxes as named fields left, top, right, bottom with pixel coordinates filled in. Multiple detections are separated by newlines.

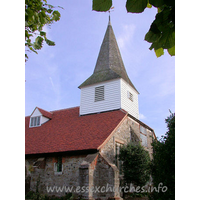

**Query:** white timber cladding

left=80, top=79, right=121, bottom=115
left=29, top=108, right=50, bottom=127
left=120, top=79, right=139, bottom=119
left=80, top=78, right=139, bottom=117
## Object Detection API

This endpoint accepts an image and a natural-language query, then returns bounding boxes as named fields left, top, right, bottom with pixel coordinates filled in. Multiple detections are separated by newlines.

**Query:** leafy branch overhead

left=25, top=0, right=62, bottom=61
left=92, top=0, right=175, bottom=57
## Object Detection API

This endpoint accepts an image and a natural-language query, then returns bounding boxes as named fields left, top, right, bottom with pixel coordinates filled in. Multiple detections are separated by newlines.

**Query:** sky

left=25, top=0, right=175, bottom=139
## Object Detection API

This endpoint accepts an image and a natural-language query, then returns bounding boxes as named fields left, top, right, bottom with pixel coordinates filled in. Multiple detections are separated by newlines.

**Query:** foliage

left=92, top=0, right=175, bottom=57
left=150, top=112, right=175, bottom=200
left=25, top=190, right=49, bottom=200
left=118, top=143, right=151, bottom=187
left=25, top=191, right=74, bottom=200
left=28, top=164, right=34, bottom=172
left=92, top=0, right=112, bottom=11
left=25, top=191, right=35, bottom=199
left=25, top=0, right=62, bottom=61
left=50, top=193, right=74, bottom=200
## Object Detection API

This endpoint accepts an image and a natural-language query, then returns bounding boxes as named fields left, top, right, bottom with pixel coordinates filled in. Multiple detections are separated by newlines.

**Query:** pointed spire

left=79, top=19, right=138, bottom=93
left=108, top=14, right=111, bottom=25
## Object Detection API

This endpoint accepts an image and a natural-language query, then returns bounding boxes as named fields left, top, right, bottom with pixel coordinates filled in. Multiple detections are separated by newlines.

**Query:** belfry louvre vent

left=95, top=86, right=104, bottom=102
left=127, top=91, right=133, bottom=102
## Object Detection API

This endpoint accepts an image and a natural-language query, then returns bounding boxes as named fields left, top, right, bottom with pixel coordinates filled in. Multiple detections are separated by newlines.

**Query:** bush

left=25, top=191, right=74, bottom=200
left=25, top=190, right=49, bottom=200
left=119, top=143, right=151, bottom=187
left=150, top=112, right=175, bottom=200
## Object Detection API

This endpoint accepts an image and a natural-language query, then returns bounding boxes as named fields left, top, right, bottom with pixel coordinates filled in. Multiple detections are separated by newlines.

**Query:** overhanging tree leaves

left=126, top=0, right=148, bottom=13
left=92, top=0, right=175, bottom=57
left=25, top=0, right=62, bottom=61
left=92, top=0, right=112, bottom=11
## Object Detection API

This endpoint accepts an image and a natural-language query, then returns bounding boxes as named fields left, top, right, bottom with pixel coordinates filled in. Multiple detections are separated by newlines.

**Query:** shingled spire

left=79, top=19, right=138, bottom=93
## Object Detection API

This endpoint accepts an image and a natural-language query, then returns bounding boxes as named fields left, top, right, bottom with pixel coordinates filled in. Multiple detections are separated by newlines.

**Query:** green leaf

left=58, top=6, right=64, bottom=9
left=126, top=0, right=148, bottom=13
left=154, top=48, right=164, bottom=57
left=47, top=4, right=54, bottom=9
left=146, top=5, right=175, bottom=53
left=147, top=3, right=152, bottom=8
left=148, top=26, right=174, bottom=51
left=157, top=7, right=162, bottom=13
left=158, top=29, right=175, bottom=49
left=45, top=39, right=55, bottom=46
left=47, top=8, right=53, bottom=13
left=25, top=0, right=62, bottom=61
left=145, top=22, right=161, bottom=43
left=52, top=10, right=61, bottom=21
left=92, top=0, right=112, bottom=12
left=167, top=45, right=175, bottom=56
left=149, top=0, right=165, bottom=8
left=33, top=36, right=44, bottom=50
left=145, top=30, right=161, bottom=43
left=154, top=7, right=175, bottom=32
left=29, top=46, right=38, bottom=54
left=163, top=0, right=175, bottom=6
left=40, top=31, right=46, bottom=37
left=150, top=21, right=161, bottom=34
left=25, top=30, right=29, bottom=38
left=35, top=36, right=43, bottom=44
left=38, top=12, right=46, bottom=24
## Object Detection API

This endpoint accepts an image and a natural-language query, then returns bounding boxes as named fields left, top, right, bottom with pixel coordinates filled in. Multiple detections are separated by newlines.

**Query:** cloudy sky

left=25, top=0, right=175, bottom=138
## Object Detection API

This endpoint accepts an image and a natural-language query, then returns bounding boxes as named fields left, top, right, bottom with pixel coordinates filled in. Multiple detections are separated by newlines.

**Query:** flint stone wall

left=25, top=116, right=154, bottom=199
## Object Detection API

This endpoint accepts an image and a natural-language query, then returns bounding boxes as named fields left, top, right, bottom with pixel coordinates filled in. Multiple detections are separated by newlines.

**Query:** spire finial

left=108, top=6, right=114, bottom=25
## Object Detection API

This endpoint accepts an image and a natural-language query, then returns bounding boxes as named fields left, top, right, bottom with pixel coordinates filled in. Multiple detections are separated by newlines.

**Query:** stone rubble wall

left=25, top=116, right=154, bottom=199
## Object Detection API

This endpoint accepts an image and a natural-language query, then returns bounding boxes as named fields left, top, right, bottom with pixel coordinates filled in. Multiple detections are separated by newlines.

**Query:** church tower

left=79, top=19, right=139, bottom=119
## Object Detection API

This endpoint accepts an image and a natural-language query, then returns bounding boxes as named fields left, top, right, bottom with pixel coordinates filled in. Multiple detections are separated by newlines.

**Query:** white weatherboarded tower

left=79, top=19, right=139, bottom=119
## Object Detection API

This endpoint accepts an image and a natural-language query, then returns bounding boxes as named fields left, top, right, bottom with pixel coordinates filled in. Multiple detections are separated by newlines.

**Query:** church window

left=95, top=86, right=104, bottom=102
left=54, top=156, right=63, bottom=174
left=127, top=91, right=133, bottom=101
left=30, top=116, right=41, bottom=127
left=140, top=125, right=147, bottom=147
left=115, top=142, right=123, bottom=174
left=140, top=125, right=147, bottom=134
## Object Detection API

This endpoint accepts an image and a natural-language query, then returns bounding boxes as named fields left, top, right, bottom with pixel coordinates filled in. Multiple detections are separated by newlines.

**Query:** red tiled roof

left=25, top=107, right=127, bottom=155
